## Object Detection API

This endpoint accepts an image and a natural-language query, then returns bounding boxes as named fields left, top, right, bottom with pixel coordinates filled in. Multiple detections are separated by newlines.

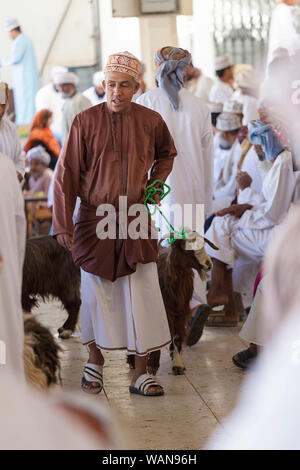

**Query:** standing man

left=1, top=18, right=39, bottom=125
left=137, top=46, right=214, bottom=345
left=209, top=55, right=234, bottom=104
left=53, top=51, right=177, bottom=397
left=83, top=71, right=106, bottom=106
left=54, top=71, right=91, bottom=144
left=35, top=66, right=68, bottom=142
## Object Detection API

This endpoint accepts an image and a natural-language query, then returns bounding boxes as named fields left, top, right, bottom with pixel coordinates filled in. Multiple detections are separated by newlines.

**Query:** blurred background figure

left=233, top=69, right=261, bottom=125
left=1, top=18, right=39, bottom=125
left=54, top=71, right=91, bottom=145
left=25, top=109, right=60, bottom=170
left=83, top=70, right=106, bottom=106
left=35, top=66, right=68, bottom=142
left=25, top=145, right=53, bottom=198
left=184, top=64, right=214, bottom=103
left=0, top=81, right=25, bottom=181
left=0, top=154, right=26, bottom=381
left=132, top=62, right=147, bottom=101
left=206, top=205, right=300, bottom=450
left=267, top=0, right=300, bottom=67
left=209, top=55, right=234, bottom=104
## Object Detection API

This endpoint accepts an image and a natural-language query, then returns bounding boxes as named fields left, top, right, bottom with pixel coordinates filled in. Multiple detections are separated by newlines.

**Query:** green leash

left=144, top=179, right=186, bottom=245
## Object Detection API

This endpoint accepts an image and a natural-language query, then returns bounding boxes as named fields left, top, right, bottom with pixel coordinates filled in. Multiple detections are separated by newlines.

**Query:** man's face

left=30, top=159, right=45, bottom=178
left=95, top=85, right=105, bottom=98
left=224, top=66, right=234, bottom=81
left=220, top=130, right=237, bottom=148
left=104, top=71, right=139, bottom=114
left=254, top=144, right=266, bottom=161
left=0, top=103, right=7, bottom=121
left=58, top=83, right=76, bottom=99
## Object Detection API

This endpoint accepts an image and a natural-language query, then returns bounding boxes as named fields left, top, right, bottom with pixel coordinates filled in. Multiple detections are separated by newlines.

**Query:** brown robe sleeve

left=52, top=115, right=86, bottom=237
left=148, top=115, right=177, bottom=188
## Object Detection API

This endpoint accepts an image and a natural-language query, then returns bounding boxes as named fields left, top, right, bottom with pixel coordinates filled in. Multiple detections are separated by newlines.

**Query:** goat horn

left=204, top=237, right=219, bottom=250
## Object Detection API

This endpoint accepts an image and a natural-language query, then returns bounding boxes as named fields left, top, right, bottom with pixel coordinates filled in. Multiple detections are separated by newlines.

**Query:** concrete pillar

left=139, top=14, right=178, bottom=89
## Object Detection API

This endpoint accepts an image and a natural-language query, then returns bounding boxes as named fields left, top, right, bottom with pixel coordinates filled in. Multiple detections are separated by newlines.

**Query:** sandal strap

left=135, top=374, right=160, bottom=393
left=84, top=363, right=103, bottom=384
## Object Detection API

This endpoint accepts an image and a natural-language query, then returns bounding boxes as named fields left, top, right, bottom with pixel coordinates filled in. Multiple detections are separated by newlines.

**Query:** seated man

left=205, top=120, right=295, bottom=325
left=26, top=145, right=53, bottom=198
left=212, top=112, right=243, bottom=214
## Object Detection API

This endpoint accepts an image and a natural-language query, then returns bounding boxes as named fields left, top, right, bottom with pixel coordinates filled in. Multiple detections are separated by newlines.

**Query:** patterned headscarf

left=248, top=120, right=286, bottom=161
left=154, top=46, right=192, bottom=110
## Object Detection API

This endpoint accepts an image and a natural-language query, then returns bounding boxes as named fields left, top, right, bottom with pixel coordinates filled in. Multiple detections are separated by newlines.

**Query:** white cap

left=216, top=112, right=242, bottom=132
left=235, top=69, right=261, bottom=89
left=223, top=100, right=243, bottom=114
left=53, top=72, right=79, bottom=86
left=27, top=146, right=50, bottom=166
left=208, top=102, right=223, bottom=114
left=92, top=71, right=105, bottom=87
left=4, top=18, right=20, bottom=32
left=0, top=83, right=7, bottom=105
left=51, top=66, right=68, bottom=80
left=215, top=55, right=232, bottom=71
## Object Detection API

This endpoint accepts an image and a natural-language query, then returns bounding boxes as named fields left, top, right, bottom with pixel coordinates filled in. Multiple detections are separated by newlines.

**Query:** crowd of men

left=1, top=2, right=300, bottom=449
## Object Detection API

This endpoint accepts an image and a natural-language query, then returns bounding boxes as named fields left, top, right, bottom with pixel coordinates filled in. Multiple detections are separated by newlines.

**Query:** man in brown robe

left=53, top=51, right=177, bottom=397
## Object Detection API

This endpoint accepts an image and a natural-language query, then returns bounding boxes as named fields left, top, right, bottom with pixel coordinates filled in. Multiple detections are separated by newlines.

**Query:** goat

left=128, top=229, right=217, bottom=375
left=22, top=236, right=81, bottom=339
left=24, top=313, right=61, bottom=389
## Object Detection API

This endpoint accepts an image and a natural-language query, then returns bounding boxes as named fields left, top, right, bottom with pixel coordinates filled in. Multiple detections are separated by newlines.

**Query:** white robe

left=206, top=150, right=295, bottom=267
left=209, top=78, right=233, bottom=104
left=232, top=90, right=259, bottom=125
left=61, top=92, right=92, bottom=145
left=35, top=83, right=66, bottom=138
left=0, top=154, right=26, bottom=380
left=185, top=74, right=214, bottom=103
left=267, top=3, right=300, bottom=67
left=137, top=87, right=214, bottom=218
left=82, top=86, right=106, bottom=107
left=1, top=34, right=39, bottom=125
left=81, top=263, right=171, bottom=356
left=0, top=117, right=25, bottom=177
left=212, top=139, right=243, bottom=213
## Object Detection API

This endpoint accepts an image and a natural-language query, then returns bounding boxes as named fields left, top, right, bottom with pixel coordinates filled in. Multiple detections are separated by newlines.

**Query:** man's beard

left=60, top=91, right=74, bottom=99
left=219, top=136, right=231, bottom=150
left=96, top=89, right=105, bottom=99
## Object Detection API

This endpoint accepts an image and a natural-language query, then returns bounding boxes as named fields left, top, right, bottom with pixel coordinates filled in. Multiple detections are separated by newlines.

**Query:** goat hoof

left=172, top=366, right=185, bottom=376
left=147, top=366, right=158, bottom=376
left=58, top=328, right=73, bottom=339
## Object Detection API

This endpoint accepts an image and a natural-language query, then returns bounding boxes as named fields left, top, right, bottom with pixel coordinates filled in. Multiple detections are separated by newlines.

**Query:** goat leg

left=147, top=350, right=161, bottom=376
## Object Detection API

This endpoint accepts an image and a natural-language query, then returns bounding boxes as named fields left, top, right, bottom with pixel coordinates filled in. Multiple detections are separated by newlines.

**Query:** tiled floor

left=35, top=300, right=248, bottom=450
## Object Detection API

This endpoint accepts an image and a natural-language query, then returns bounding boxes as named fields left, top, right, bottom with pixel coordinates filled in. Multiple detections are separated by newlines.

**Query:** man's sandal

left=232, top=347, right=257, bottom=370
left=129, top=373, right=164, bottom=397
left=185, top=304, right=213, bottom=346
left=81, top=362, right=103, bottom=395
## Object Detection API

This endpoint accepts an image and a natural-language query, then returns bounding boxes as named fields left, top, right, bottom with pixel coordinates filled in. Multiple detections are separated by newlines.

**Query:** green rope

left=144, top=179, right=186, bottom=244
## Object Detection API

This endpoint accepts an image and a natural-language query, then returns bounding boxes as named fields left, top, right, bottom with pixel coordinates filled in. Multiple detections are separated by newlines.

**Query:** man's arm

left=52, top=115, right=85, bottom=247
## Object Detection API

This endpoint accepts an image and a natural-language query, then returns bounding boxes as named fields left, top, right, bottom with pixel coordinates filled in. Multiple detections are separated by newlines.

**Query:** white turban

left=235, top=69, right=261, bottom=89
left=0, top=83, right=7, bottom=105
left=208, top=102, right=223, bottom=114
left=4, top=18, right=20, bottom=32
left=51, top=66, right=68, bottom=81
left=27, top=146, right=50, bottom=166
left=215, top=55, right=232, bottom=71
left=93, top=71, right=105, bottom=87
left=223, top=100, right=243, bottom=114
left=216, top=112, right=242, bottom=132
left=53, top=72, right=79, bottom=86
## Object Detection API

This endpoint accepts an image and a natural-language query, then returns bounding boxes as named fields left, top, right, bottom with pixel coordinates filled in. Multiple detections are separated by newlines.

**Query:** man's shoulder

left=1, top=117, right=17, bottom=133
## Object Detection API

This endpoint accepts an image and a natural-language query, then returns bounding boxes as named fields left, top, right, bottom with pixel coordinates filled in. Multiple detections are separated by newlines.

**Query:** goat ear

left=204, top=237, right=219, bottom=251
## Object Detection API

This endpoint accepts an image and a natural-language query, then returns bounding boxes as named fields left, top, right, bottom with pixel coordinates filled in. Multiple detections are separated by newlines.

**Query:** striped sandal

left=129, top=373, right=164, bottom=397
left=81, top=362, right=103, bottom=395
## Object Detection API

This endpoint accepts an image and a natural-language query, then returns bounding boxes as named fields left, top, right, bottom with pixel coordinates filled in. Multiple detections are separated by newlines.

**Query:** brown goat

left=22, top=236, right=81, bottom=338
left=24, top=313, right=61, bottom=388
left=128, top=230, right=217, bottom=375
